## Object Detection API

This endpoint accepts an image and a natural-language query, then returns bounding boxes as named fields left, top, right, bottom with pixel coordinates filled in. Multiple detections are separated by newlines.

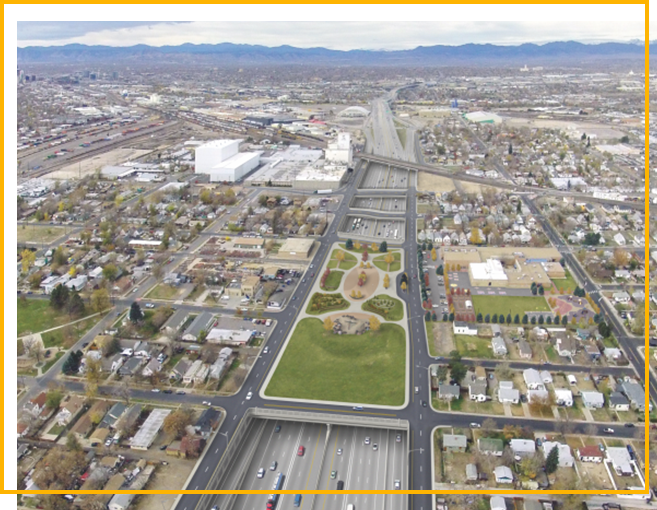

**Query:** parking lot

left=358, top=163, right=411, bottom=190
left=339, top=214, right=406, bottom=243
left=206, top=418, right=407, bottom=510
left=350, top=194, right=407, bottom=213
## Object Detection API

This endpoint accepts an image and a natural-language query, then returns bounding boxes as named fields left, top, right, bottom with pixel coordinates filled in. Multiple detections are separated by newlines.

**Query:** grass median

left=265, top=318, right=406, bottom=406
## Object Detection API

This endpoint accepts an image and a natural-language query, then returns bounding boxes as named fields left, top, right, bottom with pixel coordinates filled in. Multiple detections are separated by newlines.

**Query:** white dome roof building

left=338, top=106, right=370, bottom=118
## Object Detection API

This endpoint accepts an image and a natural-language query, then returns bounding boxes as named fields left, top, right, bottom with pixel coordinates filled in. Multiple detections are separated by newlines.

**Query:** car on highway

left=364, top=437, right=371, bottom=445
left=257, top=468, right=265, bottom=478
left=394, top=480, right=401, bottom=490
left=151, top=388, right=160, bottom=393
left=211, top=506, right=219, bottom=510
left=624, top=423, right=635, bottom=428
left=414, top=386, right=419, bottom=394
left=293, top=495, right=302, bottom=507
left=330, top=470, right=337, bottom=479
left=469, top=423, right=481, bottom=429
left=353, top=405, right=363, bottom=411
left=310, top=264, right=314, bottom=269
left=274, top=425, right=281, bottom=433
left=396, top=434, right=401, bottom=443
left=372, top=443, right=378, bottom=451
left=263, top=346, right=269, bottom=354
left=302, top=279, right=306, bottom=283
left=421, top=400, right=427, bottom=407
left=337, top=448, right=343, bottom=455
left=270, top=461, right=277, bottom=471
left=337, top=481, right=344, bottom=490
left=202, top=401, right=212, bottom=406
left=163, top=389, right=173, bottom=394
left=603, top=427, right=615, bottom=434
left=246, top=391, right=253, bottom=400
left=176, top=390, right=186, bottom=395
left=297, top=446, right=305, bottom=456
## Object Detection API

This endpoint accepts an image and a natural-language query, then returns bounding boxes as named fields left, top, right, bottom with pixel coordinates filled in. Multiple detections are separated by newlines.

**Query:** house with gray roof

left=469, top=382, right=487, bottom=402
left=581, top=391, right=605, bottom=408
left=100, top=402, right=127, bottom=429
left=442, top=434, right=467, bottom=452
left=478, top=437, right=504, bottom=456
left=608, top=391, right=630, bottom=411
left=619, top=381, right=646, bottom=411
left=118, top=356, right=145, bottom=377
left=438, top=384, right=461, bottom=401
left=182, top=312, right=215, bottom=342
left=161, top=309, right=190, bottom=337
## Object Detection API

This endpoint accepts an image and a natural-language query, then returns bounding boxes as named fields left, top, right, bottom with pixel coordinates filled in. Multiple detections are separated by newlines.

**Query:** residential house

left=182, top=312, right=215, bottom=342
left=474, top=366, right=487, bottom=381
left=70, top=401, right=110, bottom=440
left=193, top=364, right=210, bottom=385
left=469, top=382, right=487, bottom=402
left=442, top=434, right=467, bottom=453
left=161, top=309, right=190, bottom=337
left=194, top=408, right=221, bottom=438
left=17, top=421, right=30, bottom=438
left=55, top=395, right=84, bottom=426
left=102, top=353, right=124, bottom=373
left=608, top=392, right=630, bottom=411
left=606, top=447, right=634, bottom=476
left=528, top=389, right=550, bottom=404
left=170, top=359, right=191, bottom=381
left=89, top=426, right=111, bottom=446
left=183, top=359, right=204, bottom=385
left=494, top=466, right=514, bottom=484
left=604, top=348, right=624, bottom=363
left=23, top=392, right=47, bottom=419
left=555, top=335, right=577, bottom=357
left=554, top=389, right=573, bottom=407
left=478, top=437, right=504, bottom=456
left=466, top=463, right=478, bottom=482
left=584, top=344, right=601, bottom=361
left=209, top=359, right=228, bottom=380
left=577, top=445, right=604, bottom=463
left=581, top=391, right=605, bottom=409
left=115, top=404, right=142, bottom=435
left=438, top=384, right=461, bottom=401
left=100, top=402, right=127, bottom=429
left=142, top=358, right=163, bottom=378
left=542, top=442, right=574, bottom=467
left=491, top=337, right=507, bottom=356
left=518, top=340, right=532, bottom=359
left=497, top=381, right=520, bottom=404
left=532, top=327, right=548, bottom=341
left=491, top=324, right=502, bottom=337
left=453, top=321, right=478, bottom=336
left=108, top=494, right=135, bottom=510
left=523, top=369, right=545, bottom=390
left=490, top=496, right=507, bottom=510
left=540, top=370, right=553, bottom=385
left=118, top=356, right=145, bottom=377
left=619, top=381, right=646, bottom=412
left=510, top=439, right=536, bottom=458
left=134, top=341, right=161, bottom=359
left=576, top=329, right=591, bottom=341
left=612, top=291, right=631, bottom=304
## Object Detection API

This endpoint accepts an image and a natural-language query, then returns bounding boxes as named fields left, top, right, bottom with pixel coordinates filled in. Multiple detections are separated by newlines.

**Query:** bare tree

left=24, top=336, right=45, bottom=364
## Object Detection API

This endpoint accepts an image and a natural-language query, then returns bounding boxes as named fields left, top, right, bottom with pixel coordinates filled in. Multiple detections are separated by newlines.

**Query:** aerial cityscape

left=12, top=18, right=652, bottom=510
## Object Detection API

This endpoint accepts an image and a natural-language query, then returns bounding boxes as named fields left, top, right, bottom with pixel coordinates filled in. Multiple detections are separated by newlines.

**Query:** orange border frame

left=12, top=20, right=657, bottom=508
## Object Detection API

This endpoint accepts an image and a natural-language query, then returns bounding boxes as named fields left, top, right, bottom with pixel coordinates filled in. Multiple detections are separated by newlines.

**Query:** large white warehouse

left=325, top=132, right=353, bottom=166
left=195, top=139, right=261, bottom=182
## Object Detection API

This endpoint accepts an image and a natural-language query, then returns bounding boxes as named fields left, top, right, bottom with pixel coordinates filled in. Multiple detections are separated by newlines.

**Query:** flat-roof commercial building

left=469, top=259, right=508, bottom=285
left=234, top=237, right=265, bottom=249
left=245, top=146, right=323, bottom=187
left=278, top=238, right=315, bottom=259
left=130, top=408, right=171, bottom=450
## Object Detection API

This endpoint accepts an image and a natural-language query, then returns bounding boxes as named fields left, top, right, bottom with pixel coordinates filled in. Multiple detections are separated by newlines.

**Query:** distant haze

left=17, top=21, right=646, bottom=49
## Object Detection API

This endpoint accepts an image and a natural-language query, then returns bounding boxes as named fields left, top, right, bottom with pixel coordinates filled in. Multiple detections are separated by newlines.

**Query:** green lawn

left=362, top=295, right=404, bottom=321
left=17, top=299, right=76, bottom=336
left=321, top=271, right=344, bottom=291
left=41, top=351, right=65, bottom=374
left=146, top=284, right=183, bottom=300
left=454, top=335, right=494, bottom=359
left=265, top=318, right=406, bottom=405
left=41, top=317, right=98, bottom=348
left=329, top=249, right=357, bottom=270
left=373, top=252, right=401, bottom=272
left=471, top=295, right=550, bottom=318
left=17, top=225, right=66, bottom=244
left=552, top=270, right=577, bottom=293
left=305, top=293, right=350, bottom=315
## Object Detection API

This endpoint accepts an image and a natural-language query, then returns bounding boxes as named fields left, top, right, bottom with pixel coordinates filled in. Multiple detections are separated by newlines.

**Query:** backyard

left=453, top=335, right=494, bottom=359
left=471, top=295, right=550, bottom=318
left=265, top=318, right=406, bottom=405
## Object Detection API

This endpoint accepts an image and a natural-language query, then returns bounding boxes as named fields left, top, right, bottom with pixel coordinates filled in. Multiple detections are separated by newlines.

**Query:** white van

left=567, top=375, right=577, bottom=385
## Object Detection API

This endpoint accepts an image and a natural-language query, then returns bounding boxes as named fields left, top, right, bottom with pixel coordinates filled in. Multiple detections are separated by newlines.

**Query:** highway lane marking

left=205, top=466, right=209, bottom=472
left=215, top=448, right=219, bottom=454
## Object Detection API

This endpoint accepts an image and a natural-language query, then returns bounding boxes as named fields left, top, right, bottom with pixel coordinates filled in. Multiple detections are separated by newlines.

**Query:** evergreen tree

left=507, top=314, right=513, bottom=324
left=508, top=143, right=513, bottom=155
left=449, top=313, right=455, bottom=322
left=530, top=316, right=537, bottom=325
left=538, top=315, right=544, bottom=325
left=50, top=284, right=70, bottom=310
left=67, top=292, right=85, bottom=317
left=561, top=315, right=568, bottom=326
left=484, top=314, right=490, bottom=323
left=545, top=445, right=560, bottom=474
left=437, top=265, right=443, bottom=276
left=491, top=313, right=498, bottom=324
left=522, top=314, right=529, bottom=325
left=432, top=312, right=437, bottom=321
left=514, top=314, right=520, bottom=324
left=442, top=313, right=448, bottom=322
left=499, top=314, right=505, bottom=324
left=129, top=302, right=144, bottom=323
left=379, top=241, right=387, bottom=253
left=476, top=313, right=483, bottom=323
left=546, top=316, right=553, bottom=325
left=538, top=285, right=545, bottom=296
left=346, top=239, right=353, bottom=250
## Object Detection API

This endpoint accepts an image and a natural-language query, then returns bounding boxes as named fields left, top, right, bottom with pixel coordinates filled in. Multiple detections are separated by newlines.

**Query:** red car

left=297, top=445, right=305, bottom=456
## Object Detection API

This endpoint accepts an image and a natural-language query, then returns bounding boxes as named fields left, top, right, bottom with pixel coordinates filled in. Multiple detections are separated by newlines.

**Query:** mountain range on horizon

left=17, top=40, right=648, bottom=66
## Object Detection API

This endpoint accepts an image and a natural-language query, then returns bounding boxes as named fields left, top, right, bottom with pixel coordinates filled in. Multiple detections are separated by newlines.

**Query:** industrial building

left=245, top=132, right=352, bottom=191
left=130, top=408, right=171, bottom=450
left=195, top=139, right=261, bottom=182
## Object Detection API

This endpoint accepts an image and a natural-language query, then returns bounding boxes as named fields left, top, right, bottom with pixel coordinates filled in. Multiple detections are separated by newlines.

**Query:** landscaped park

left=265, top=240, right=408, bottom=406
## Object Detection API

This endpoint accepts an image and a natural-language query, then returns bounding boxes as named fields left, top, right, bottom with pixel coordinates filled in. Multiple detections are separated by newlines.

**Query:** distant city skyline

left=17, top=20, right=648, bottom=50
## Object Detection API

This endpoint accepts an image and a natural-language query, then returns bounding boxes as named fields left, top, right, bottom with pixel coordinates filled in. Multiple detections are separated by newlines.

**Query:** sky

left=17, top=20, right=648, bottom=50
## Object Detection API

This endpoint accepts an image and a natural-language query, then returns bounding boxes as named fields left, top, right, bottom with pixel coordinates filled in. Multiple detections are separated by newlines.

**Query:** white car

left=257, top=468, right=265, bottom=478
left=145, top=303, right=155, bottom=309
left=470, top=423, right=481, bottom=429
left=246, top=391, right=253, bottom=400
left=263, top=346, right=269, bottom=354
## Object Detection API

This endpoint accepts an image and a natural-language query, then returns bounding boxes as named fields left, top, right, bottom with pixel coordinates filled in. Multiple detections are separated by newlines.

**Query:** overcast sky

left=17, top=20, right=649, bottom=50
